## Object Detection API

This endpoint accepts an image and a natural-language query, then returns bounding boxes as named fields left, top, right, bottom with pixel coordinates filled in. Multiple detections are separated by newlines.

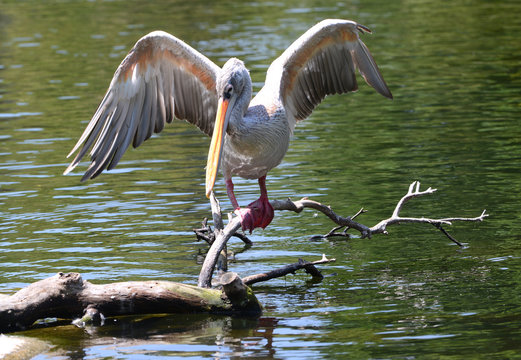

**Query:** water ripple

left=0, top=112, right=42, bottom=119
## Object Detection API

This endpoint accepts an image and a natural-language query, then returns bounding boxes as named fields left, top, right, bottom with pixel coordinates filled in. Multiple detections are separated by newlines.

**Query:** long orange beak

left=205, top=97, right=229, bottom=198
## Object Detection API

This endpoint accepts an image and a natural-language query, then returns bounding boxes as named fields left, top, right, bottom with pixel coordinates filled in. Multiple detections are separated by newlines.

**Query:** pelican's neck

left=231, top=75, right=252, bottom=125
left=219, top=58, right=252, bottom=131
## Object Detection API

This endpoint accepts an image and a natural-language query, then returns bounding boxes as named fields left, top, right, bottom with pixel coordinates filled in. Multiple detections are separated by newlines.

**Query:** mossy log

left=0, top=272, right=261, bottom=333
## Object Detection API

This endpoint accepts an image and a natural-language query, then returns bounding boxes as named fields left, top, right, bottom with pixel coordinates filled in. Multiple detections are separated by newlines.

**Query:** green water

left=1, top=0, right=520, bottom=358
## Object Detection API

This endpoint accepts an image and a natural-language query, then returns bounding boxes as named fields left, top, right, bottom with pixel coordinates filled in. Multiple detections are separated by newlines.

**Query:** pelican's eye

left=224, top=84, right=234, bottom=99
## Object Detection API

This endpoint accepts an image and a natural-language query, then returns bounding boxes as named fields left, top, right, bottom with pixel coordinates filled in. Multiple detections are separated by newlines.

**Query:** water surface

left=1, top=0, right=520, bottom=358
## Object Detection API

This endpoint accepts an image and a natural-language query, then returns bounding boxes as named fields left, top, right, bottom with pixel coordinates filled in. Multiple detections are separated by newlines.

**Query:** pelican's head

left=216, top=58, right=250, bottom=101
left=205, top=58, right=252, bottom=198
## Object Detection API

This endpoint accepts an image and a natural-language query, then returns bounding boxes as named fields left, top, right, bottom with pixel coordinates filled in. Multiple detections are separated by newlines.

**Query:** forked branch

left=198, top=181, right=488, bottom=288
left=369, top=181, right=487, bottom=241
left=274, top=181, right=487, bottom=241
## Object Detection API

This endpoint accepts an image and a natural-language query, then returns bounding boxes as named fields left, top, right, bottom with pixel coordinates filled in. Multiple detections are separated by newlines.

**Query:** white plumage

left=65, top=19, right=392, bottom=232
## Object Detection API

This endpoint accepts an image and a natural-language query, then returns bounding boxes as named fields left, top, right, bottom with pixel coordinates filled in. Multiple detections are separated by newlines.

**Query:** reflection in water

left=32, top=315, right=281, bottom=359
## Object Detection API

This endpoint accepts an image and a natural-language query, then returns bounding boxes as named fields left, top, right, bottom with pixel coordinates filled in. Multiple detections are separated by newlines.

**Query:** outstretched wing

left=262, top=19, right=392, bottom=131
left=64, top=31, right=221, bottom=181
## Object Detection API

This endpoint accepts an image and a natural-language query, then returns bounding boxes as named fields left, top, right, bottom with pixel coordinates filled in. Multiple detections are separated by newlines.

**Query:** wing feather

left=108, top=88, right=145, bottom=170
left=262, top=19, right=392, bottom=132
left=133, top=76, right=154, bottom=148
left=351, top=39, right=392, bottom=99
left=64, top=31, right=221, bottom=180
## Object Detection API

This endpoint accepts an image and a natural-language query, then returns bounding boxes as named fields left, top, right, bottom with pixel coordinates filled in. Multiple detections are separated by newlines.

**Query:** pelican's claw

left=234, top=197, right=274, bottom=234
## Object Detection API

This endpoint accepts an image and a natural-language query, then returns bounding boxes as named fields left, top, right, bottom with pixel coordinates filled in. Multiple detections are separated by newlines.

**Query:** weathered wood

left=221, top=272, right=262, bottom=313
left=271, top=181, right=488, bottom=241
left=198, top=191, right=243, bottom=288
left=0, top=272, right=261, bottom=333
left=242, top=255, right=335, bottom=285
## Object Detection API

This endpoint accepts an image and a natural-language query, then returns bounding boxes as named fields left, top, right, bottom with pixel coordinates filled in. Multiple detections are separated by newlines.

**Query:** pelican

left=64, top=19, right=392, bottom=233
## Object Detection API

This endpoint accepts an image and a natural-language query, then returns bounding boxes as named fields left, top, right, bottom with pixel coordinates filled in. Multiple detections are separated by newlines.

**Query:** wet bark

left=0, top=272, right=261, bottom=333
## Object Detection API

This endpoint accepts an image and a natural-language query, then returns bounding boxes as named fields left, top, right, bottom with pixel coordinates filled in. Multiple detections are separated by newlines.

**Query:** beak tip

left=205, top=183, right=213, bottom=198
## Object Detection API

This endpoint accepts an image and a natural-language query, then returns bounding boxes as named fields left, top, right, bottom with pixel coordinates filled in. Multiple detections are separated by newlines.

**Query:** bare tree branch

left=194, top=218, right=252, bottom=246
left=242, top=254, right=336, bottom=286
left=392, top=181, right=436, bottom=218
left=271, top=198, right=372, bottom=236
left=273, top=181, right=488, bottom=241
left=198, top=192, right=242, bottom=288
left=434, top=224, right=463, bottom=246
left=367, top=182, right=487, bottom=238
left=198, top=181, right=488, bottom=289
left=311, top=208, right=367, bottom=240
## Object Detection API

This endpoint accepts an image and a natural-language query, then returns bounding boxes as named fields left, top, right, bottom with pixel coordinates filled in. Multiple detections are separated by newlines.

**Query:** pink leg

left=225, top=178, right=240, bottom=209
left=225, top=176, right=274, bottom=233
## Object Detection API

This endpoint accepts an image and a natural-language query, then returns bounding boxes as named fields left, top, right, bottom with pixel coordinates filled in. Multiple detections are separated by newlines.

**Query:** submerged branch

left=242, top=254, right=336, bottom=285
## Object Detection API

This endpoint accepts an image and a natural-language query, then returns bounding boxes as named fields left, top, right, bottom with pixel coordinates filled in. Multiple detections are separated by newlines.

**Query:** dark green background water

left=1, top=0, right=520, bottom=358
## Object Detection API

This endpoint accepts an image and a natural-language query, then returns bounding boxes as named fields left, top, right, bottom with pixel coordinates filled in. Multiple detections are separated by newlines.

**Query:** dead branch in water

left=1, top=182, right=487, bottom=333
left=198, top=181, right=488, bottom=288
left=273, top=181, right=487, bottom=241
left=0, top=272, right=262, bottom=333
left=242, top=254, right=336, bottom=286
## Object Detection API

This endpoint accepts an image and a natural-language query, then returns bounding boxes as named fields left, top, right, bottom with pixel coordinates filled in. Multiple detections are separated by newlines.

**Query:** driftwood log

left=0, top=256, right=335, bottom=333
left=0, top=272, right=261, bottom=332
left=0, top=181, right=487, bottom=333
